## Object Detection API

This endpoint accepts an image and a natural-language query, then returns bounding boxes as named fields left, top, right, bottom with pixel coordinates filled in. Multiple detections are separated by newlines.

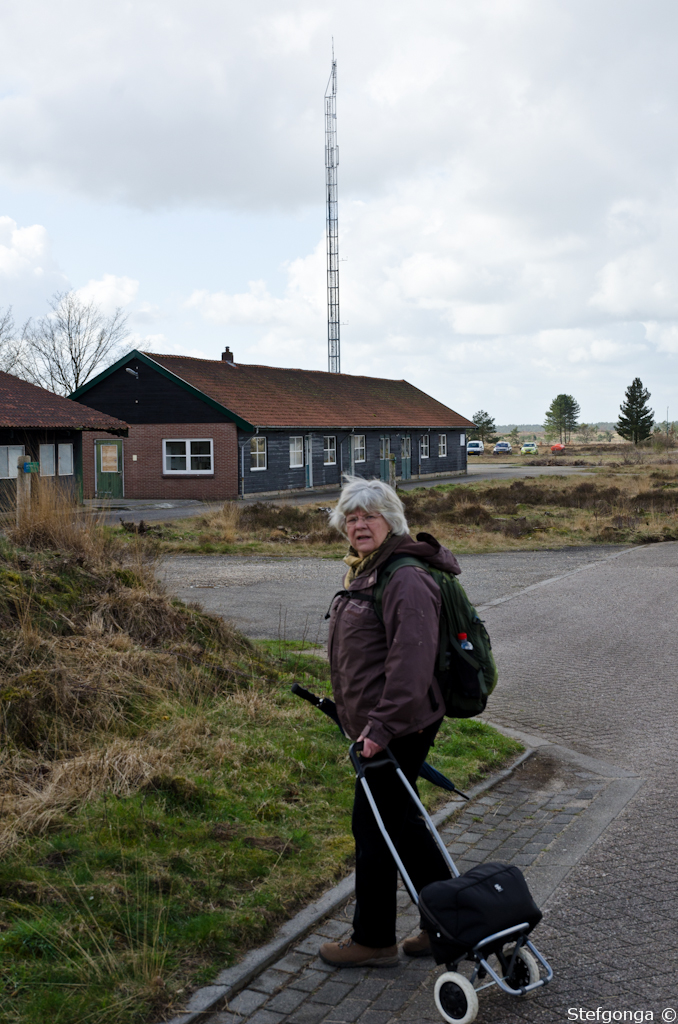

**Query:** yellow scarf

left=343, top=532, right=392, bottom=588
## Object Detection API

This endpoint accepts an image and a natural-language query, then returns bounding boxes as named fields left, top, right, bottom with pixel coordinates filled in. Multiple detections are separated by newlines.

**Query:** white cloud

left=1, top=1, right=678, bottom=417
left=76, top=273, right=139, bottom=313
left=589, top=247, right=678, bottom=319
left=188, top=246, right=329, bottom=348
left=643, top=321, right=678, bottom=356
left=0, top=0, right=675, bottom=217
left=0, top=217, right=49, bottom=276
left=0, top=215, right=67, bottom=315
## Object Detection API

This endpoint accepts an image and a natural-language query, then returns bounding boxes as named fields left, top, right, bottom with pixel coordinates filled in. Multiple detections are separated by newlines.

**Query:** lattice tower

left=325, top=49, right=340, bottom=373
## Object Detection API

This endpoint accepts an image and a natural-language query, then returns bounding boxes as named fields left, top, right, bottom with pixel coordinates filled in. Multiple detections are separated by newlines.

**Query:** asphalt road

left=465, top=541, right=678, bottom=1019
left=159, top=545, right=632, bottom=644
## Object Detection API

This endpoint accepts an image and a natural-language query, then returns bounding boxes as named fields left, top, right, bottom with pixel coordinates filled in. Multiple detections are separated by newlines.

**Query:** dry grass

left=401, top=459, right=678, bottom=551
left=146, top=454, right=678, bottom=558
left=201, top=500, right=242, bottom=543
left=9, top=477, right=119, bottom=562
left=0, top=499, right=259, bottom=854
left=156, top=500, right=345, bottom=557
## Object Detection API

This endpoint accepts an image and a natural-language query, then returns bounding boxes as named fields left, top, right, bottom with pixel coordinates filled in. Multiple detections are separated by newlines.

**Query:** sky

left=1, top=0, right=678, bottom=424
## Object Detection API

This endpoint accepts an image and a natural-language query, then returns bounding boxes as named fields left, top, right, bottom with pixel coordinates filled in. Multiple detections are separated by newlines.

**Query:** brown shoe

left=319, top=938, right=399, bottom=968
left=401, top=930, right=432, bottom=958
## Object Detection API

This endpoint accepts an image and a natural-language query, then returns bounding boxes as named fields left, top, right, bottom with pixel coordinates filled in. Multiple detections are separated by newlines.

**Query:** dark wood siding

left=72, top=362, right=233, bottom=424
left=411, top=430, right=467, bottom=475
left=0, top=428, right=83, bottom=505
left=237, top=431, right=345, bottom=494
left=237, top=428, right=466, bottom=494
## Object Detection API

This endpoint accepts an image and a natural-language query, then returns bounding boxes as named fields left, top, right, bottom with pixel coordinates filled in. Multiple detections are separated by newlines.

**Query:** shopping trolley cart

left=350, top=741, right=553, bottom=1024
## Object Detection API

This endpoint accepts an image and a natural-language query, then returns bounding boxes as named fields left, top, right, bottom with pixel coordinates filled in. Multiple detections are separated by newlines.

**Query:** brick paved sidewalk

left=200, top=748, right=617, bottom=1024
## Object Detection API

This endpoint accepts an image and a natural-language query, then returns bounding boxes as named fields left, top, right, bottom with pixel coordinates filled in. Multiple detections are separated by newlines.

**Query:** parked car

left=520, top=442, right=539, bottom=455
left=493, top=441, right=512, bottom=454
left=467, top=440, right=484, bottom=455
left=551, top=443, right=565, bottom=454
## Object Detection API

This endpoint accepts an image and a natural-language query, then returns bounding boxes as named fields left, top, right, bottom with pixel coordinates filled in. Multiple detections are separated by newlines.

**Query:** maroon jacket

left=328, top=532, right=461, bottom=749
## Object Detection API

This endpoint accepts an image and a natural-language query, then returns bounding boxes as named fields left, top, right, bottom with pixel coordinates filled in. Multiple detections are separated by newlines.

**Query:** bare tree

left=20, top=291, right=130, bottom=395
left=0, top=307, right=21, bottom=373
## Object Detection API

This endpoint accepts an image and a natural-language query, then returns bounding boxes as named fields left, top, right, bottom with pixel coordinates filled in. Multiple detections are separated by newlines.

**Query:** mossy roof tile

left=0, top=370, right=128, bottom=432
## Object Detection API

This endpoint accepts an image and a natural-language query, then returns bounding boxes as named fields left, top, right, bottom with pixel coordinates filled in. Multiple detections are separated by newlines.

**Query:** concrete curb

left=527, top=775, right=644, bottom=907
left=162, top=747, right=533, bottom=1024
left=483, top=720, right=644, bottom=907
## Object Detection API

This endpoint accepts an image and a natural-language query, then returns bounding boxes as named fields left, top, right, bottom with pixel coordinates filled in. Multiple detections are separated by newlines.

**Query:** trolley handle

left=348, top=742, right=460, bottom=883
left=349, top=740, right=400, bottom=777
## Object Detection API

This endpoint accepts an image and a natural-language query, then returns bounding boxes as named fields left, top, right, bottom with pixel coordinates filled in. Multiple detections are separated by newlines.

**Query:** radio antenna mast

left=325, top=43, right=340, bottom=373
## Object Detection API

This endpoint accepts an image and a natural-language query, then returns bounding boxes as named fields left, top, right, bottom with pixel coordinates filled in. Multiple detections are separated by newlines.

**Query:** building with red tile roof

left=0, top=370, right=127, bottom=500
left=70, top=348, right=474, bottom=499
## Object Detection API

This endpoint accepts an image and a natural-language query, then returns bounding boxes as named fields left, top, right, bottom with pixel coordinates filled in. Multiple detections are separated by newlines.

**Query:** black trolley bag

left=350, top=742, right=553, bottom=1024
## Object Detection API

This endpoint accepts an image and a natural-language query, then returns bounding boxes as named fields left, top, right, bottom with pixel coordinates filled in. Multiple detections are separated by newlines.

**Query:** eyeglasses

left=345, top=513, right=383, bottom=526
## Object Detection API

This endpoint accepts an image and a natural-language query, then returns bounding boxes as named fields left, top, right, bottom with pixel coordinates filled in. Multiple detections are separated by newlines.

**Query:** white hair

left=330, top=476, right=410, bottom=537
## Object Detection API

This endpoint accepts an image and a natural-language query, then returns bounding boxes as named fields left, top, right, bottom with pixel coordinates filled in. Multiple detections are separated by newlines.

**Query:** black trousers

left=351, top=720, right=452, bottom=949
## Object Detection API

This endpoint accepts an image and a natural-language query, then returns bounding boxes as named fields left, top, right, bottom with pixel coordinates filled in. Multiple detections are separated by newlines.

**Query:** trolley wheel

left=434, top=971, right=479, bottom=1023
left=502, top=945, right=540, bottom=994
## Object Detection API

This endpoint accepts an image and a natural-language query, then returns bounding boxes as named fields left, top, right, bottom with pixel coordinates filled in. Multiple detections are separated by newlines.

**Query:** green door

left=400, top=436, right=411, bottom=480
left=95, top=440, right=124, bottom=498
left=379, top=437, right=390, bottom=482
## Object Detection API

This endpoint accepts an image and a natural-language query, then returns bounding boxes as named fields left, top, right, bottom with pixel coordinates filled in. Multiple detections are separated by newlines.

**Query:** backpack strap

left=372, top=555, right=432, bottom=624
left=373, top=557, right=467, bottom=676
left=327, top=555, right=434, bottom=624
left=373, top=555, right=443, bottom=712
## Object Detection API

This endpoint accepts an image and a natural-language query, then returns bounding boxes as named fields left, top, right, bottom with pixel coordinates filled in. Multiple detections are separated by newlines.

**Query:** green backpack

left=373, top=556, right=498, bottom=718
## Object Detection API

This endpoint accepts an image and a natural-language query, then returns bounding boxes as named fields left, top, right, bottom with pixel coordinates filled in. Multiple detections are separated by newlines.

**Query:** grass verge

left=0, top=508, right=520, bottom=1024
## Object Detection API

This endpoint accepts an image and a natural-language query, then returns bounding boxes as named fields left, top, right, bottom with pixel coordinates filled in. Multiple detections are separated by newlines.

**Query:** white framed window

left=438, top=434, right=447, bottom=457
left=323, top=436, right=336, bottom=465
left=460, top=433, right=466, bottom=446
left=353, top=435, right=366, bottom=463
left=401, top=436, right=411, bottom=459
left=290, top=436, right=304, bottom=468
left=40, top=444, right=55, bottom=476
left=163, top=438, right=214, bottom=474
left=420, top=435, right=430, bottom=459
left=379, top=437, right=390, bottom=459
left=0, top=445, right=25, bottom=479
left=250, top=436, right=267, bottom=471
left=58, top=443, right=74, bottom=476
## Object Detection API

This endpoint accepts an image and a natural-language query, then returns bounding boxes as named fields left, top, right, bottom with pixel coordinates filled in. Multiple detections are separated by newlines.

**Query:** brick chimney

left=221, top=347, right=234, bottom=363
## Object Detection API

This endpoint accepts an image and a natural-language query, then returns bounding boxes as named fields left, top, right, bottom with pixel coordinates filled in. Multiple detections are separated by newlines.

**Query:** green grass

left=0, top=540, right=521, bottom=1024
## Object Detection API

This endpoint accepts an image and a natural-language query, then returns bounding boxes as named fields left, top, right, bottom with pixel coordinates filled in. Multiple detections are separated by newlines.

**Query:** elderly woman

left=319, top=476, right=462, bottom=969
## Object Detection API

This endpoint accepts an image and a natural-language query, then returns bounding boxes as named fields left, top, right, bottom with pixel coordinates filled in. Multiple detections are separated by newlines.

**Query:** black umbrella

left=291, top=683, right=469, bottom=799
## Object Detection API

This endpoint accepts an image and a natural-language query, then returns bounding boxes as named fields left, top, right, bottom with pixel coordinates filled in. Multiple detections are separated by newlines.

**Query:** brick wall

left=82, top=422, right=238, bottom=500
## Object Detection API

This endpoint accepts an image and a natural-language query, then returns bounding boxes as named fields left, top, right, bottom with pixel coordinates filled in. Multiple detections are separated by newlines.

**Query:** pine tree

left=470, top=410, right=499, bottom=444
left=616, top=378, right=654, bottom=444
left=543, top=394, right=580, bottom=443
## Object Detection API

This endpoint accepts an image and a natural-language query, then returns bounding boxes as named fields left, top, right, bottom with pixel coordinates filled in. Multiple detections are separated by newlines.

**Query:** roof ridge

left=146, top=353, right=408, bottom=384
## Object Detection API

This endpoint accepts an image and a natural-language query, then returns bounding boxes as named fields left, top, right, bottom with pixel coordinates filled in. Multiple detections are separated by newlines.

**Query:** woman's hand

left=358, top=734, right=383, bottom=758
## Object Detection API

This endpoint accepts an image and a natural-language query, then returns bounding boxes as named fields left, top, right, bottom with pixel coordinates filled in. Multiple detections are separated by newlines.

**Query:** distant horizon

left=495, top=422, right=618, bottom=433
